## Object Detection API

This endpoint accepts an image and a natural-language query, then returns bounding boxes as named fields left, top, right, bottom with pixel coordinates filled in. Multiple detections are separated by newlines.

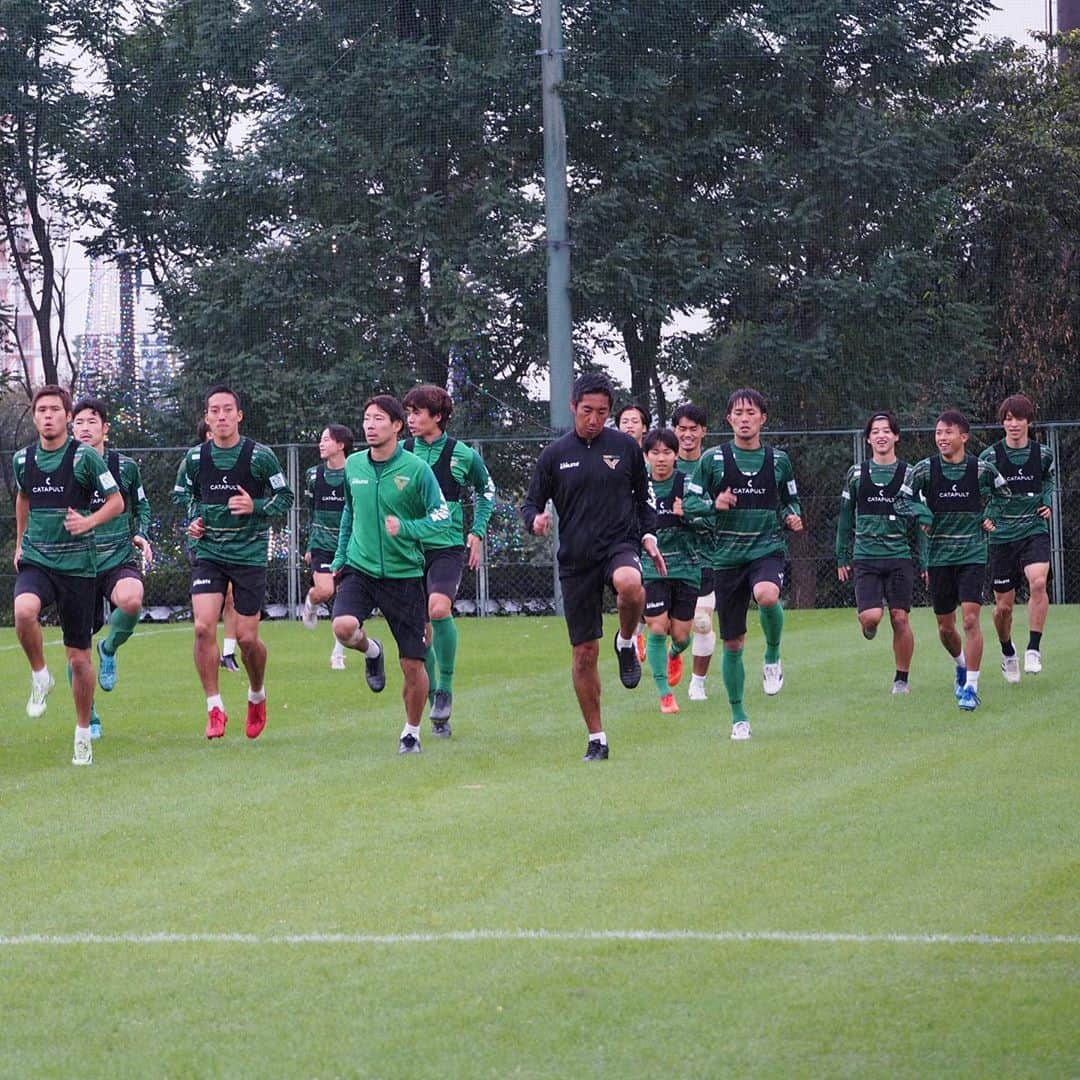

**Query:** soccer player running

left=671, top=401, right=716, bottom=702
left=685, top=388, right=802, bottom=741
left=641, top=427, right=707, bottom=715
left=521, top=373, right=665, bottom=762
left=402, top=385, right=496, bottom=737
left=330, top=395, right=451, bottom=754
left=302, top=423, right=354, bottom=670
left=174, top=385, right=294, bottom=739
left=13, top=385, right=124, bottom=765
left=894, top=409, right=1009, bottom=711
left=835, top=411, right=923, bottom=695
left=616, top=401, right=651, bottom=662
left=980, top=394, right=1054, bottom=682
left=72, top=397, right=153, bottom=738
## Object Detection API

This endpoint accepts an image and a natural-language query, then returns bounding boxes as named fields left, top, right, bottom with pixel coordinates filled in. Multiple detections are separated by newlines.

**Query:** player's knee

left=332, top=617, right=357, bottom=644
left=1028, top=573, right=1048, bottom=596
left=428, top=594, right=452, bottom=621
left=889, top=609, right=909, bottom=629
left=691, top=630, right=716, bottom=658
left=962, top=612, right=980, bottom=634
left=754, top=584, right=780, bottom=607
left=692, top=611, right=713, bottom=636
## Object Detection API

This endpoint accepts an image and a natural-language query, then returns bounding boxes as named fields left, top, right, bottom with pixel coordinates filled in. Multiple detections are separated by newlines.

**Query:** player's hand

left=714, top=488, right=737, bottom=511
left=64, top=508, right=93, bottom=536
left=532, top=511, right=551, bottom=536
left=133, top=535, right=154, bottom=568
left=467, top=532, right=483, bottom=570
left=921, top=570, right=930, bottom=586
left=1038, top=505, right=1052, bottom=520
left=837, top=565, right=851, bottom=582
left=385, top=515, right=400, bottom=537
left=228, top=487, right=254, bottom=516
left=982, top=517, right=996, bottom=533
left=643, top=538, right=667, bottom=578
left=13, top=544, right=21, bottom=570
left=304, top=551, right=312, bottom=566
left=187, top=516, right=206, bottom=539
left=785, top=514, right=803, bottom=532
left=672, top=496, right=684, bottom=517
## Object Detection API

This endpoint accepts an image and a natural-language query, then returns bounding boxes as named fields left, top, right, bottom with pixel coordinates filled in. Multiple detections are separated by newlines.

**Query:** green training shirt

left=403, top=433, right=496, bottom=550
left=14, top=437, right=119, bottom=577
left=331, top=444, right=451, bottom=579
left=643, top=470, right=705, bottom=587
left=835, top=461, right=925, bottom=567
left=686, top=442, right=802, bottom=569
left=92, top=452, right=151, bottom=573
left=979, top=440, right=1054, bottom=545
left=173, top=439, right=294, bottom=567
left=894, top=454, right=1009, bottom=567
left=304, top=463, right=347, bottom=554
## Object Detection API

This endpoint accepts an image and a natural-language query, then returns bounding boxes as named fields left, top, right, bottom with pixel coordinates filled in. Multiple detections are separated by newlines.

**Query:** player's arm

left=893, top=461, right=933, bottom=528
left=464, top=449, right=497, bottom=539
left=980, top=459, right=1010, bottom=531
left=835, top=467, right=856, bottom=579
left=521, top=448, right=554, bottom=535
left=1039, top=446, right=1054, bottom=519
left=630, top=445, right=659, bottom=541
left=775, top=451, right=803, bottom=531
left=393, top=466, right=452, bottom=542
left=246, top=447, right=294, bottom=519
left=66, top=447, right=124, bottom=534
left=14, top=489, right=29, bottom=567
left=128, top=459, right=154, bottom=565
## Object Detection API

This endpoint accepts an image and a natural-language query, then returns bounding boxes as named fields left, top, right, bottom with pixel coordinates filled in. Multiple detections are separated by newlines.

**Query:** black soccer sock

left=1000, top=639, right=1015, bottom=657
left=1028, top=631, right=1042, bottom=652
left=894, top=670, right=908, bottom=684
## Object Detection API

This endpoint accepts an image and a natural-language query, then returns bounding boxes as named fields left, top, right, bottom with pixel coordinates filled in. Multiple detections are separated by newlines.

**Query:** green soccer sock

left=431, top=616, right=458, bottom=693
left=646, top=632, right=671, bottom=696
left=722, top=647, right=748, bottom=723
left=424, top=645, right=437, bottom=705
left=103, top=607, right=141, bottom=656
left=669, top=634, right=690, bottom=657
left=759, top=601, right=784, bottom=664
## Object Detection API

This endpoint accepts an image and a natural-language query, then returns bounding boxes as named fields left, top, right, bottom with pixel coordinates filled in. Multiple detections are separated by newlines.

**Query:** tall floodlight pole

left=540, top=0, right=572, bottom=434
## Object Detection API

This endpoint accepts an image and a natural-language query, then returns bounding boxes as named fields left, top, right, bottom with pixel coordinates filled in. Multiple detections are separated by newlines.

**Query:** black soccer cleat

left=365, top=639, right=386, bottom=693
left=582, top=739, right=609, bottom=762
left=430, top=689, right=452, bottom=723
left=614, top=639, right=641, bottom=689
left=432, top=720, right=452, bottom=738
left=220, top=653, right=241, bottom=672
left=398, top=733, right=421, bottom=754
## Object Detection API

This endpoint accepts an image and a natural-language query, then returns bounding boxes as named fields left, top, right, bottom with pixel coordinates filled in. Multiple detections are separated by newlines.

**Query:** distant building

left=0, top=235, right=43, bottom=385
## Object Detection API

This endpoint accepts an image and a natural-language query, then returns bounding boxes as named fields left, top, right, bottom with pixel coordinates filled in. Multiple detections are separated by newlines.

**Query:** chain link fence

left=1, top=422, right=1078, bottom=624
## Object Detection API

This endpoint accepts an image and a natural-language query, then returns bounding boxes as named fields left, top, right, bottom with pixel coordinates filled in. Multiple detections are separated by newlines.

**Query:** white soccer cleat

left=762, top=661, right=784, bottom=696
left=730, top=720, right=752, bottom=741
left=891, top=679, right=910, bottom=695
left=72, top=736, right=93, bottom=766
left=301, top=597, right=318, bottom=630
left=1023, top=649, right=1042, bottom=674
left=687, top=681, right=707, bottom=702
left=330, top=651, right=346, bottom=670
left=26, top=674, right=55, bottom=718
left=1001, top=655, right=1021, bottom=684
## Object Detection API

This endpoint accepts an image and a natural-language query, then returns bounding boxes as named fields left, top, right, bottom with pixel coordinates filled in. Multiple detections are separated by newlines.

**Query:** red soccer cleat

left=667, top=651, right=684, bottom=688
left=659, top=693, right=680, bottom=715
left=206, top=706, right=227, bottom=739
left=245, top=698, right=267, bottom=739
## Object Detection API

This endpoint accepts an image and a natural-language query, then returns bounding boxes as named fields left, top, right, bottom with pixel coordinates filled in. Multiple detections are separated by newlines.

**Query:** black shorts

left=93, top=564, right=144, bottom=634
left=560, top=544, right=642, bottom=647
left=424, top=546, right=467, bottom=601
left=332, top=568, right=428, bottom=659
left=697, top=567, right=716, bottom=600
left=928, top=563, right=985, bottom=615
left=190, top=559, right=267, bottom=617
left=713, top=555, right=785, bottom=642
left=853, top=558, right=914, bottom=613
left=15, top=563, right=97, bottom=649
left=644, top=577, right=699, bottom=622
left=309, top=549, right=336, bottom=576
left=988, top=533, right=1051, bottom=594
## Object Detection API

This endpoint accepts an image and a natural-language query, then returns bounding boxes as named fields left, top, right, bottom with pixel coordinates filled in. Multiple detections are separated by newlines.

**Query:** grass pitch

left=1, top=608, right=1077, bottom=1078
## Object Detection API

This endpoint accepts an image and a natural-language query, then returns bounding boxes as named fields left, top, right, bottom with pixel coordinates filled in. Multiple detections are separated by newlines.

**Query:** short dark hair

left=864, top=410, right=900, bottom=441
left=402, top=384, right=454, bottom=431
left=197, top=420, right=211, bottom=442
left=936, top=409, right=970, bottom=433
left=72, top=397, right=109, bottom=424
left=671, top=402, right=707, bottom=428
left=726, top=387, right=766, bottom=415
left=571, top=372, right=614, bottom=406
left=616, top=402, right=651, bottom=429
left=32, top=384, right=72, bottom=413
left=998, top=393, right=1035, bottom=424
left=205, top=384, right=242, bottom=410
left=643, top=427, right=678, bottom=454
left=363, top=394, right=406, bottom=430
left=324, top=423, right=355, bottom=456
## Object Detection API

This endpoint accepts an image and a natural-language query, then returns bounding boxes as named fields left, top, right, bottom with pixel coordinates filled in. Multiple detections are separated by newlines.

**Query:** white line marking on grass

left=0, top=930, right=1076, bottom=947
